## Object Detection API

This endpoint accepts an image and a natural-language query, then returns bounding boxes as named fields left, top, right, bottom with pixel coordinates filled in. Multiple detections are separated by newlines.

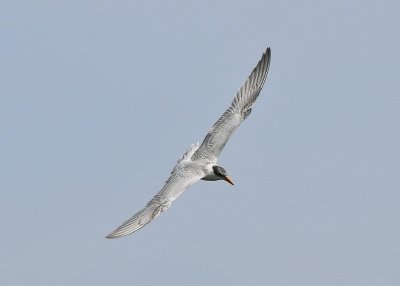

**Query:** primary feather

left=192, top=47, right=271, bottom=160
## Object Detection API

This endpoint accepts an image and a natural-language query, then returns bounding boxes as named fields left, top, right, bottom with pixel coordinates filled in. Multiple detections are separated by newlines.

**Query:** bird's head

left=212, top=165, right=234, bottom=186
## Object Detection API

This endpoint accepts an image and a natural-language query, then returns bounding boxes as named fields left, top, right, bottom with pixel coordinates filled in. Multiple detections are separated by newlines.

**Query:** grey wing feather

left=193, top=47, right=271, bottom=160
left=106, top=166, right=203, bottom=239
left=105, top=203, right=165, bottom=238
left=171, top=142, right=200, bottom=173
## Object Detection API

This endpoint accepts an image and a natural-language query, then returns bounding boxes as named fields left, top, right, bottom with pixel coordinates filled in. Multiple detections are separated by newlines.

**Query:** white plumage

left=106, top=47, right=271, bottom=238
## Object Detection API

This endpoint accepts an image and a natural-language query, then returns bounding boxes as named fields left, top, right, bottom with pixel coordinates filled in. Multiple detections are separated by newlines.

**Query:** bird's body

left=106, top=47, right=271, bottom=238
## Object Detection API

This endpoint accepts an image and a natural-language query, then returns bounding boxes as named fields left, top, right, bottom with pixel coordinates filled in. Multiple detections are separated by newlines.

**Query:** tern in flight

left=106, top=47, right=271, bottom=238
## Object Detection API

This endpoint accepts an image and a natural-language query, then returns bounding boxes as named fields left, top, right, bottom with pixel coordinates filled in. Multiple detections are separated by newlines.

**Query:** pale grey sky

left=1, top=1, right=399, bottom=285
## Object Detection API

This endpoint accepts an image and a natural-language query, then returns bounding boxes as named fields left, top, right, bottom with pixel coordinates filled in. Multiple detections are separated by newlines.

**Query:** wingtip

left=265, top=47, right=271, bottom=60
left=262, top=47, right=271, bottom=62
left=105, top=227, right=135, bottom=239
left=263, top=47, right=272, bottom=74
left=105, top=231, right=128, bottom=239
left=105, top=231, right=118, bottom=239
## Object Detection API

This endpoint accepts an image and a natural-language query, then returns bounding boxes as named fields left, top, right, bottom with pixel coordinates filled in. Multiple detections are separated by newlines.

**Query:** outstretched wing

left=193, top=47, right=271, bottom=160
left=106, top=164, right=203, bottom=239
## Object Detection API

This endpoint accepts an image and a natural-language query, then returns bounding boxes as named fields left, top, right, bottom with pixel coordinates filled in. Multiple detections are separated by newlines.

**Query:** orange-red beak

left=223, top=175, right=235, bottom=186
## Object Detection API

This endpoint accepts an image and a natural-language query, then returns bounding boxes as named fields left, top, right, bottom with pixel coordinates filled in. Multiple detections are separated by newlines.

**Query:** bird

left=106, top=47, right=271, bottom=238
